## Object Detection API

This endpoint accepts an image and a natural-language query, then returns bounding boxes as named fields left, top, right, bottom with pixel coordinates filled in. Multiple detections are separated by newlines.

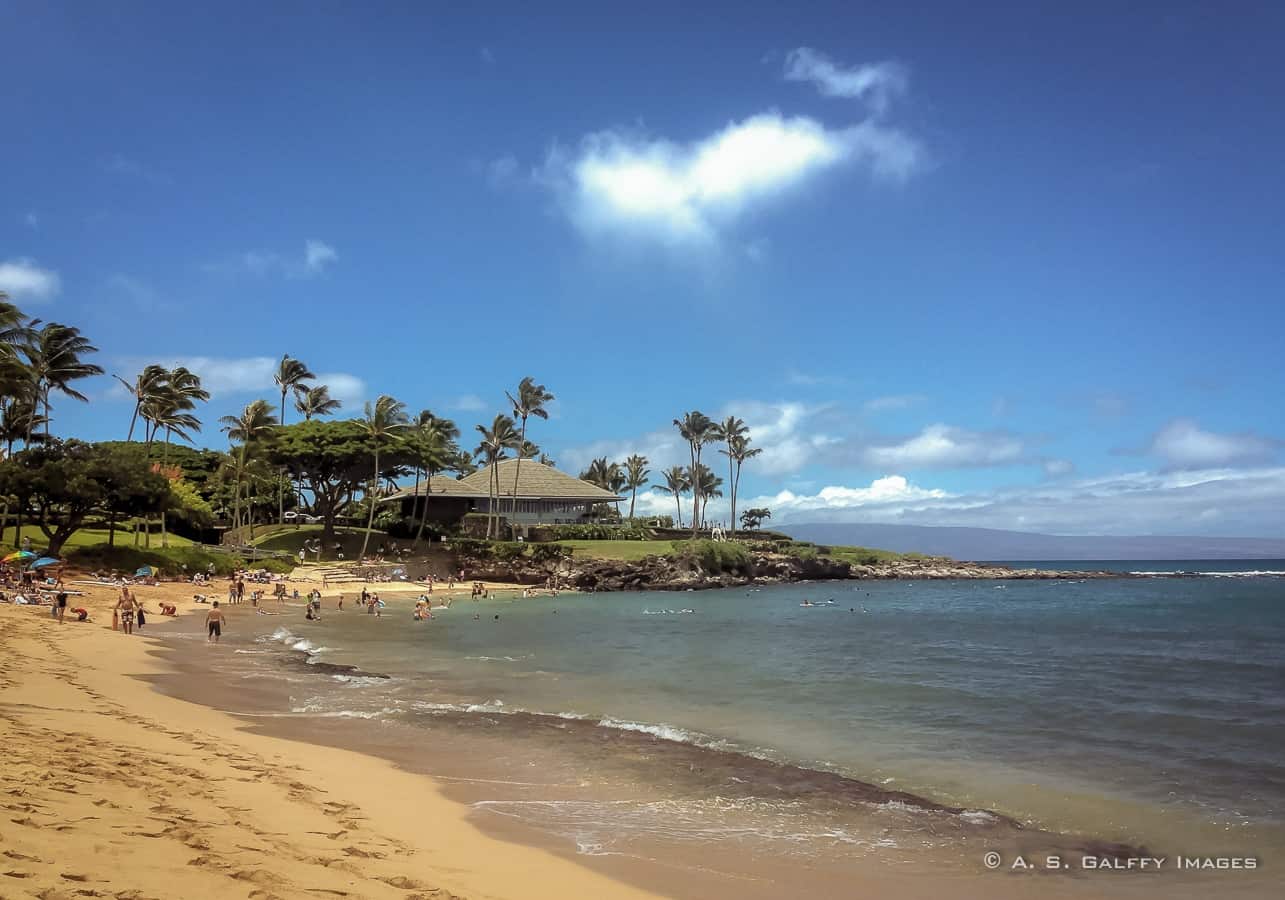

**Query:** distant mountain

left=778, top=523, right=1285, bottom=561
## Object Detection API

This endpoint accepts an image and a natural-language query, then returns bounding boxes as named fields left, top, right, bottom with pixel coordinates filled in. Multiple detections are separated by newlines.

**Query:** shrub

left=529, top=542, right=569, bottom=562
left=534, top=523, right=653, bottom=541
left=65, top=544, right=290, bottom=577
left=674, top=539, right=751, bottom=574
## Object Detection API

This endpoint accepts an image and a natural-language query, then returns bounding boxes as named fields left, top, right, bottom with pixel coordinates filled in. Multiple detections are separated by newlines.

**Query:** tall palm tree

left=293, top=383, right=342, bottom=420
left=657, top=465, right=691, bottom=528
left=689, top=463, right=724, bottom=528
left=723, top=434, right=762, bottom=536
left=358, top=395, right=409, bottom=560
left=504, top=377, right=554, bottom=537
left=410, top=411, right=460, bottom=544
left=673, top=411, right=716, bottom=536
left=713, top=417, right=748, bottom=533
left=21, top=322, right=104, bottom=440
left=219, top=400, right=278, bottom=532
left=474, top=414, right=518, bottom=539
left=114, top=364, right=168, bottom=441
left=624, top=454, right=650, bottom=521
left=274, top=355, right=315, bottom=524
left=140, top=367, right=209, bottom=450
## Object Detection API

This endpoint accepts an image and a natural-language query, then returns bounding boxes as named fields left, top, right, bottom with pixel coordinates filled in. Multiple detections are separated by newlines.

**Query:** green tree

left=267, top=419, right=390, bottom=543
left=408, top=411, right=459, bottom=544
left=689, top=462, right=724, bottom=528
left=504, top=377, right=554, bottom=537
left=474, top=414, right=518, bottom=539
left=293, top=384, right=342, bottom=420
left=273, top=355, right=315, bottom=524
left=113, top=364, right=169, bottom=442
left=713, top=417, right=747, bottom=533
left=358, top=395, right=409, bottom=559
left=20, top=322, right=104, bottom=441
left=0, top=441, right=170, bottom=556
left=218, top=400, right=278, bottom=531
left=673, top=411, right=716, bottom=536
left=624, top=454, right=650, bottom=520
left=740, top=507, right=771, bottom=531
left=656, top=465, right=691, bottom=528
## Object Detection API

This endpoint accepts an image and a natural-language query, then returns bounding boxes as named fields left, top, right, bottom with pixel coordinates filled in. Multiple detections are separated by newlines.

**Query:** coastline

left=0, top=586, right=663, bottom=900
left=2, top=578, right=1275, bottom=900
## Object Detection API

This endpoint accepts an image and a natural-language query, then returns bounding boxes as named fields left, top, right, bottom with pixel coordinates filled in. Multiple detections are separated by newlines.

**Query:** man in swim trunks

left=206, top=602, right=227, bottom=643
left=55, top=590, right=68, bottom=625
left=115, top=588, right=138, bottom=635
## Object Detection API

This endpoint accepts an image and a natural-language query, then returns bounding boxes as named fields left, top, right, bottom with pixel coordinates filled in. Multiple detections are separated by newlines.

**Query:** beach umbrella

left=135, top=565, right=155, bottom=577
left=3, top=550, right=36, bottom=563
left=29, top=557, right=61, bottom=570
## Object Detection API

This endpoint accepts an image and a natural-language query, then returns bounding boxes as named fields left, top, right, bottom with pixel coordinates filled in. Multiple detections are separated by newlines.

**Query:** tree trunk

left=510, top=419, right=527, bottom=540
left=414, top=467, right=433, bottom=544
left=279, top=389, right=287, bottom=525
left=688, top=445, right=698, bottom=538
left=108, top=511, right=117, bottom=547
left=727, top=453, right=736, bottom=535
left=359, top=447, right=379, bottom=560
left=127, top=399, right=141, bottom=441
left=629, top=486, right=637, bottom=520
left=161, top=430, right=171, bottom=548
left=674, top=492, right=682, bottom=528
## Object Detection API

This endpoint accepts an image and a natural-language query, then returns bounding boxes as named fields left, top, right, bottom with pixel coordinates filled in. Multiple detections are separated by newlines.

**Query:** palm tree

left=474, top=414, right=518, bottom=539
left=689, top=463, right=724, bottom=528
left=409, top=410, right=460, bottom=544
left=358, top=395, right=409, bottom=560
left=293, top=383, right=341, bottom=420
left=624, top=454, right=650, bottom=520
left=504, top=377, right=554, bottom=536
left=219, top=400, right=278, bottom=532
left=114, top=364, right=168, bottom=441
left=657, top=466, right=691, bottom=528
left=723, top=434, right=762, bottom=537
left=20, top=322, right=104, bottom=440
left=273, top=355, right=315, bottom=524
left=712, top=417, right=748, bottom=534
left=673, top=411, right=716, bottom=536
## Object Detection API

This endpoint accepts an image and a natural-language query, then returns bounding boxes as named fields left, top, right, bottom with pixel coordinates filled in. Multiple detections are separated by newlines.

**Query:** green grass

left=560, top=539, right=678, bottom=561
left=823, top=544, right=923, bottom=565
left=251, top=525, right=409, bottom=558
left=4, top=525, right=195, bottom=553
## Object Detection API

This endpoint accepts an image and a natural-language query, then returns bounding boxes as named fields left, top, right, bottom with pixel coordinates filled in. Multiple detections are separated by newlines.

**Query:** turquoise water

left=234, top=568, right=1285, bottom=867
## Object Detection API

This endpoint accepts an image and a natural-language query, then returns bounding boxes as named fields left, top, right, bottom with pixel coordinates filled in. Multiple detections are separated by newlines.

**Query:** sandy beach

left=0, top=578, right=661, bottom=900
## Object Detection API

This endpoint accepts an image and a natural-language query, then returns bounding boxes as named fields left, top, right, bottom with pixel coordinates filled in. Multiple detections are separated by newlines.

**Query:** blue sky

left=2, top=0, right=1283, bottom=536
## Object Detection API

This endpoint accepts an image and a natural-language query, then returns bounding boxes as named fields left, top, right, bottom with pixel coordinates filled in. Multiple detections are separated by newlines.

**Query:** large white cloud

left=0, top=258, right=61, bottom=302
left=1149, top=419, right=1278, bottom=469
left=539, top=112, right=922, bottom=246
left=862, top=424, right=1025, bottom=469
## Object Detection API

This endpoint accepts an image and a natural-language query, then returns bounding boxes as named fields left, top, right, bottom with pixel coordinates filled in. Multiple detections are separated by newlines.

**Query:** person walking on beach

left=236, top=578, right=245, bottom=604
left=115, top=588, right=138, bottom=635
left=55, top=590, right=68, bottom=625
left=206, top=602, right=227, bottom=643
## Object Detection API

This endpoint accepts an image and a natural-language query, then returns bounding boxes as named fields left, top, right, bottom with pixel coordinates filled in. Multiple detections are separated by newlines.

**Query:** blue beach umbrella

left=29, top=557, right=61, bottom=570
left=135, top=565, right=156, bottom=577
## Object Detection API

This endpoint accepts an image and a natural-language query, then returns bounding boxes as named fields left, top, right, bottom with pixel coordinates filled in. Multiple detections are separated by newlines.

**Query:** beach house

left=385, top=458, right=623, bottom=532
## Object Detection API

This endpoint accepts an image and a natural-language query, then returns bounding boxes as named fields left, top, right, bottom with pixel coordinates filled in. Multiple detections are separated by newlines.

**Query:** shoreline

left=1, top=579, right=1274, bottom=899
left=0, top=585, right=665, bottom=900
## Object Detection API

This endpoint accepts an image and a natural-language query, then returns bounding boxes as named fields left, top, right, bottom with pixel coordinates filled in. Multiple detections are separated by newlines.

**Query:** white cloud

left=304, top=240, right=338, bottom=273
left=206, top=241, right=338, bottom=279
left=313, top=372, right=366, bottom=409
left=0, top=258, right=61, bottom=302
left=1042, top=458, right=1076, bottom=477
left=768, top=467, right=1285, bottom=537
left=863, top=394, right=925, bottom=413
left=23, top=212, right=39, bottom=229
left=115, top=355, right=363, bottom=406
left=785, top=369, right=845, bottom=387
left=746, top=475, right=949, bottom=515
left=862, top=424, right=1024, bottom=469
left=1149, top=419, right=1278, bottom=469
left=539, top=111, right=923, bottom=247
left=450, top=394, right=487, bottom=412
left=783, top=48, right=908, bottom=113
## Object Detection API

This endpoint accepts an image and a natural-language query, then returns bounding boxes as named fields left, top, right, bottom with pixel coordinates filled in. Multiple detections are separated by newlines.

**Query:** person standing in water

left=206, top=602, right=227, bottom=643
left=115, top=588, right=138, bottom=635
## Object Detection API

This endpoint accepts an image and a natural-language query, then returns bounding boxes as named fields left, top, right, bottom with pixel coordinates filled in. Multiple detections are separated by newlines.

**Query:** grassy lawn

left=560, top=539, right=677, bottom=561
left=4, top=525, right=195, bottom=553
left=252, top=525, right=402, bottom=558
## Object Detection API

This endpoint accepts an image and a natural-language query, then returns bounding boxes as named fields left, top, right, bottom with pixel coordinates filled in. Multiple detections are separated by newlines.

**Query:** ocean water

left=177, top=566, right=1285, bottom=888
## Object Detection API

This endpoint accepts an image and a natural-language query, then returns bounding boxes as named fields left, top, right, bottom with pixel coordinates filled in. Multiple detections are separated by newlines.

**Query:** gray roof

left=387, top=459, right=621, bottom=503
